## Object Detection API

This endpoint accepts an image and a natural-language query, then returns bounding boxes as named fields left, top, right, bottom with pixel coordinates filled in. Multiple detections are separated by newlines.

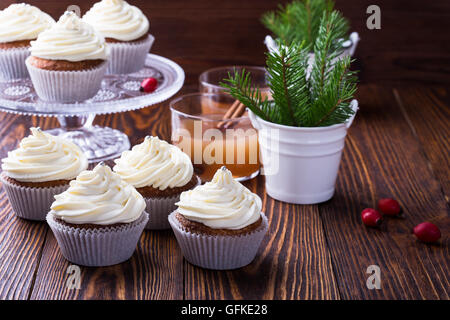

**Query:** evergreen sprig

left=261, top=0, right=349, bottom=49
left=221, top=12, right=357, bottom=128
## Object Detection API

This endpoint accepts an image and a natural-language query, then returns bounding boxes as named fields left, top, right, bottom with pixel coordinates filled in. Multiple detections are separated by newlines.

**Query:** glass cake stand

left=0, top=54, right=185, bottom=162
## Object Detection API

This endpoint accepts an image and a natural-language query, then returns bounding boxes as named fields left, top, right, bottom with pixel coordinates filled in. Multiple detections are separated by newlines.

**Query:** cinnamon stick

left=217, top=100, right=246, bottom=129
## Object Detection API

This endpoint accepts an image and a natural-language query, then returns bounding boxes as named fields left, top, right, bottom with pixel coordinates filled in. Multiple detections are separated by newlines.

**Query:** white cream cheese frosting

left=113, top=136, right=194, bottom=190
left=30, top=11, right=109, bottom=61
left=83, top=0, right=149, bottom=42
left=175, top=167, right=262, bottom=230
left=0, top=3, right=55, bottom=43
left=50, top=163, right=146, bottom=225
left=1, top=127, right=88, bottom=183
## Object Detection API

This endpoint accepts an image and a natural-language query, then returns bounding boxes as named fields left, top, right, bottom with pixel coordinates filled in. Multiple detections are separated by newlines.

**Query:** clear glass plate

left=0, top=53, right=184, bottom=117
left=0, top=54, right=185, bottom=162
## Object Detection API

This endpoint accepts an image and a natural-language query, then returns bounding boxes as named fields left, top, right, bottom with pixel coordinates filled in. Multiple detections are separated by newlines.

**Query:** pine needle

left=221, top=11, right=357, bottom=128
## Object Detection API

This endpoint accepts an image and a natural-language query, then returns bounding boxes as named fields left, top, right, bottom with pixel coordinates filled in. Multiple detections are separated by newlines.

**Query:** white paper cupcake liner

left=47, top=211, right=149, bottom=267
left=25, top=57, right=107, bottom=102
left=169, top=211, right=269, bottom=270
left=0, top=173, right=69, bottom=221
left=0, top=47, right=30, bottom=81
left=143, top=176, right=201, bottom=230
left=144, top=194, right=180, bottom=230
left=106, top=34, right=154, bottom=74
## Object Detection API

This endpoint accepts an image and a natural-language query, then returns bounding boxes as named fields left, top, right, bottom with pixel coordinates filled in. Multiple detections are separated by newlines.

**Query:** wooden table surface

left=0, top=83, right=448, bottom=300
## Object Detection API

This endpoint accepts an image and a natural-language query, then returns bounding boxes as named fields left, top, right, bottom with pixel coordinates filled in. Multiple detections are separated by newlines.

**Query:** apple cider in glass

left=170, top=93, right=260, bottom=182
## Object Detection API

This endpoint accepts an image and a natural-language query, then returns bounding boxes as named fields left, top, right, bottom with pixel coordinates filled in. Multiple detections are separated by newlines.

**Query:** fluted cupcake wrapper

left=144, top=176, right=201, bottom=230
left=25, top=57, right=108, bottom=102
left=0, top=173, right=69, bottom=221
left=144, top=194, right=179, bottom=230
left=169, top=211, right=269, bottom=270
left=107, top=34, right=154, bottom=75
left=0, top=47, right=30, bottom=81
left=47, top=211, right=149, bottom=267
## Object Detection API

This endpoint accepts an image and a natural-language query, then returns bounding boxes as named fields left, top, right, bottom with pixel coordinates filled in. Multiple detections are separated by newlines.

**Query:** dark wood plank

left=16, top=0, right=450, bottom=85
left=184, top=176, right=341, bottom=300
left=30, top=229, right=183, bottom=300
left=0, top=115, right=57, bottom=299
left=319, top=85, right=449, bottom=299
left=29, top=105, right=184, bottom=299
left=393, top=87, right=450, bottom=202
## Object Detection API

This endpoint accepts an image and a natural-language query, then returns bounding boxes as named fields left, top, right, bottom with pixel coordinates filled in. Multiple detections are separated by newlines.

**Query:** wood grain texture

left=8, top=0, right=450, bottom=85
left=29, top=104, right=183, bottom=300
left=319, top=85, right=449, bottom=299
left=30, top=229, right=183, bottom=300
left=184, top=177, right=340, bottom=300
left=0, top=85, right=448, bottom=300
left=393, top=87, right=450, bottom=202
left=0, top=115, right=57, bottom=300
left=0, top=0, right=448, bottom=300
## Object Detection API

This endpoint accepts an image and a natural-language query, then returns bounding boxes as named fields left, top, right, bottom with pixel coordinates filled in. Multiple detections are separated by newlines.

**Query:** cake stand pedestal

left=0, top=54, right=184, bottom=162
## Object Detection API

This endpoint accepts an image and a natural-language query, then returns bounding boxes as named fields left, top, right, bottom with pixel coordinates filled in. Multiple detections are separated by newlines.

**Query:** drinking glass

left=199, top=66, right=271, bottom=99
left=170, top=93, right=260, bottom=182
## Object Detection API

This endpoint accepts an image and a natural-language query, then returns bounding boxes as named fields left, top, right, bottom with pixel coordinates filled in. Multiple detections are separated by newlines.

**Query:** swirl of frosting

left=83, top=0, right=149, bottom=41
left=30, top=11, right=108, bottom=61
left=113, top=136, right=194, bottom=190
left=1, top=127, right=88, bottom=182
left=176, top=167, right=262, bottom=230
left=0, top=3, right=55, bottom=43
left=50, top=163, right=145, bottom=225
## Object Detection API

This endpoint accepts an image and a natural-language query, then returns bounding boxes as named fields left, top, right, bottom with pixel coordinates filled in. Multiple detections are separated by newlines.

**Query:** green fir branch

left=261, top=0, right=348, bottom=48
left=222, top=10, right=357, bottom=128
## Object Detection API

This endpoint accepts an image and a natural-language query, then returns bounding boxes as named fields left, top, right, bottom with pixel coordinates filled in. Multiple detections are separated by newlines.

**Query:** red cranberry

left=140, top=77, right=158, bottom=93
left=361, top=208, right=383, bottom=227
left=413, top=222, right=441, bottom=243
left=378, top=198, right=402, bottom=216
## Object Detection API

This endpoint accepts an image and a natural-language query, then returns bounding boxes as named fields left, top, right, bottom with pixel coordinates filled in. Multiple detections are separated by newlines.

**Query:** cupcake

left=26, top=11, right=109, bottom=102
left=0, top=3, right=54, bottom=80
left=0, top=127, right=88, bottom=221
left=113, top=136, right=200, bottom=230
left=83, top=0, right=153, bottom=74
left=169, top=166, right=268, bottom=270
left=47, top=162, right=148, bottom=267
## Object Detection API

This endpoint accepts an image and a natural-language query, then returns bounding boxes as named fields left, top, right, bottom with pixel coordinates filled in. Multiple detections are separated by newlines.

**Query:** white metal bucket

left=249, top=100, right=358, bottom=204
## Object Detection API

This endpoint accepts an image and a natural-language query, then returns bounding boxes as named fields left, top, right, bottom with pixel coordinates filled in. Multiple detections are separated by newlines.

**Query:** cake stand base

left=46, top=115, right=130, bottom=163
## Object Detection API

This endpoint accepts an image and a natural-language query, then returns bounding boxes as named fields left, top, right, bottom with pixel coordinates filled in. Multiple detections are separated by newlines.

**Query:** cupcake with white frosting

left=0, top=3, right=55, bottom=80
left=0, top=127, right=88, bottom=221
left=113, top=136, right=200, bottom=230
left=83, top=0, right=153, bottom=74
left=26, top=11, right=109, bottom=102
left=47, top=162, right=148, bottom=267
left=169, top=166, right=268, bottom=270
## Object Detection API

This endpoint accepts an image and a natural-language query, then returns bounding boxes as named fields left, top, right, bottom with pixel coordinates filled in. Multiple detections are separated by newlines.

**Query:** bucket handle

left=346, top=99, right=359, bottom=129
left=266, top=32, right=359, bottom=57
left=348, top=32, right=360, bottom=57
left=264, top=35, right=278, bottom=54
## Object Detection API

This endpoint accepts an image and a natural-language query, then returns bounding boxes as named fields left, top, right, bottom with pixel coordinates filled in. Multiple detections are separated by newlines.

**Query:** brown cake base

left=1, top=174, right=70, bottom=188
left=53, top=215, right=126, bottom=230
left=137, top=174, right=199, bottom=198
left=27, top=56, right=105, bottom=71
left=0, top=40, right=32, bottom=50
left=105, top=34, right=149, bottom=44
left=175, top=212, right=262, bottom=236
